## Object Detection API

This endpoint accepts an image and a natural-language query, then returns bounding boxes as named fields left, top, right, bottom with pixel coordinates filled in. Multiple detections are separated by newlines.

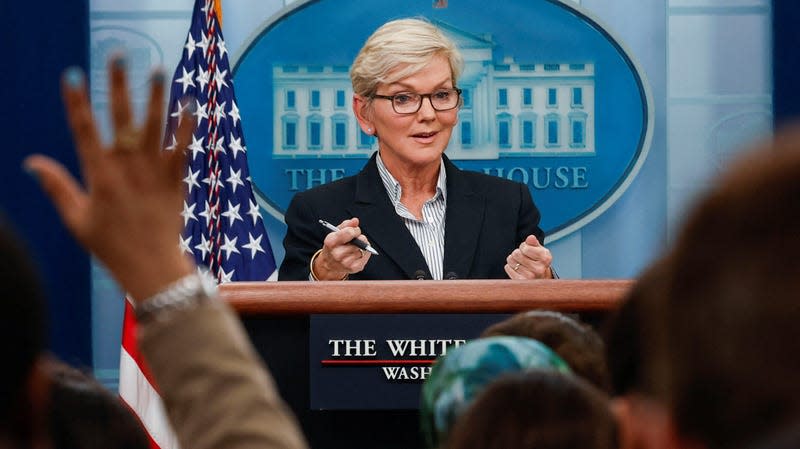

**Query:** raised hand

left=25, top=56, right=196, bottom=301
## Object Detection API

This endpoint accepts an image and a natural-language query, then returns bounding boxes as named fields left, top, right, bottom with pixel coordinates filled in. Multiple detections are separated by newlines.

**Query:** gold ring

left=115, top=127, right=138, bottom=152
left=513, top=263, right=521, bottom=271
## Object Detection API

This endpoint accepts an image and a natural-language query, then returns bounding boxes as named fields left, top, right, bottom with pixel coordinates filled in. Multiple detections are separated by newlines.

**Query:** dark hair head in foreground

left=603, top=257, right=672, bottom=398
left=445, top=370, right=617, bottom=449
left=482, top=310, right=611, bottom=392
left=48, top=359, right=150, bottom=449
left=649, top=127, right=800, bottom=449
left=0, top=217, right=48, bottom=445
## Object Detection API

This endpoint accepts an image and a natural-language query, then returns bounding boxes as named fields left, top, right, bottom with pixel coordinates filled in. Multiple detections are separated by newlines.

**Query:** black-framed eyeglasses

left=371, top=88, right=462, bottom=114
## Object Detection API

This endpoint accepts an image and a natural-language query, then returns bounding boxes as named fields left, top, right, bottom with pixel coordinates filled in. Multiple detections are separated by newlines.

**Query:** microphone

left=414, top=270, right=427, bottom=280
left=445, top=271, right=458, bottom=280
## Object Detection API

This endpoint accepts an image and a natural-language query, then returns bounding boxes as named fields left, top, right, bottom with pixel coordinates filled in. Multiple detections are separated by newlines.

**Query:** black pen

left=318, top=220, right=379, bottom=255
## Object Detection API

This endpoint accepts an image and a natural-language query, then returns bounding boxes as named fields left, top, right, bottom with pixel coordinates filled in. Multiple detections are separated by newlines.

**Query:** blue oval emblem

left=232, top=0, right=652, bottom=241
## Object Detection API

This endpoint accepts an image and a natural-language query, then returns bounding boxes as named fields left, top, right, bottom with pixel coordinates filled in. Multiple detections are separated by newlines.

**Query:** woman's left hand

left=505, top=235, right=554, bottom=279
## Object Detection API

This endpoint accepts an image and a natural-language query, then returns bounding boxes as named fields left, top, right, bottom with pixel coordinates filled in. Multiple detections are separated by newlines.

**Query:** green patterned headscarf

left=420, top=336, right=571, bottom=448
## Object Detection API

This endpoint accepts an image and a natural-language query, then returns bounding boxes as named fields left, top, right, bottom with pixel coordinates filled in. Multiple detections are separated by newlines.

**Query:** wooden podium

left=220, top=279, right=631, bottom=449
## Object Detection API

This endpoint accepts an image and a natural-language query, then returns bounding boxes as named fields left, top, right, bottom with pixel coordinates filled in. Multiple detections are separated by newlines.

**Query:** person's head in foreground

left=645, top=126, right=800, bottom=449
left=482, top=310, right=611, bottom=392
left=444, top=370, right=617, bottom=449
left=0, top=218, right=50, bottom=448
left=420, top=335, right=571, bottom=448
left=604, top=259, right=672, bottom=449
left=47, top=359, right=149, bottom=449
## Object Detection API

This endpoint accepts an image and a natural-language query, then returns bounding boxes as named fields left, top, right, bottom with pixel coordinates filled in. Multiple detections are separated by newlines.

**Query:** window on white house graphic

left=310, top=90, right=321, bottom=110
left=520, top=113, right=537, bottom=149
left=545, top=113, right=560, bottom=147
left=498, top=88, right=508, bottom=108
left=332, top=114, right=348, bottom=150
left=547, top=88, right=557, bottom=108
left=572, top=87, right=583, bottom=108
left=282, top=115, right=298, bottom=150
left=497, top=113, right=512, bottom=148
left=335, top=89, right=346, bottom=109
left=307, top=115, right=323, bottom=150
left=462, top=88, right=472, bottom=108
left=569, top=112, right=587, bottom=149
left=461, top=120, right=473, bottom=147
left=522, top=88, right=533, bottom=108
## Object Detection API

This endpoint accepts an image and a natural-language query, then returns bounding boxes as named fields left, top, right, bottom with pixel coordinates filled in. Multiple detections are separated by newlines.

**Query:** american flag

left=169, top=0, right=276, bottom=282
left=120, top=1, right=275, bottom=448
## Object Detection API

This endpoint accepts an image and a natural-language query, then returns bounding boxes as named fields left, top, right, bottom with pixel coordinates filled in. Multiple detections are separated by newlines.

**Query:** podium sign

left=309, top=314, right=510, bottom=409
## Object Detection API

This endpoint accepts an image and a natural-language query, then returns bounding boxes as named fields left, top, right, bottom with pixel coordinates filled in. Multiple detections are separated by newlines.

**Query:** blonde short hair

left=350, top=18, right=464, bottom=98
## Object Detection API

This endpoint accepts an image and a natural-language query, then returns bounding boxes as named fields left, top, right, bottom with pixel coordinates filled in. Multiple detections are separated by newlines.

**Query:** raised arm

left=25, top=56, right=308, bottom=449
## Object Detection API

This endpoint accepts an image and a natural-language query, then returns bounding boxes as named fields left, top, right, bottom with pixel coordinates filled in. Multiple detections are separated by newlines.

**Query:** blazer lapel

left=442, top=156, right=486, bottom=279
left=346, top=154, right=430, bottom=278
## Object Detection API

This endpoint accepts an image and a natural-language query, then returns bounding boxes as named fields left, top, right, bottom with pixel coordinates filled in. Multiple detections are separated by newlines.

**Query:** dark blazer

left=278, top=153, right=544, bottom=280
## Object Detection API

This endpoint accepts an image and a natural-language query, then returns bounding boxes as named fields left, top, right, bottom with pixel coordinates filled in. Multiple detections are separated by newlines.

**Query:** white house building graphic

left=272, top=21, right=595, bottom=160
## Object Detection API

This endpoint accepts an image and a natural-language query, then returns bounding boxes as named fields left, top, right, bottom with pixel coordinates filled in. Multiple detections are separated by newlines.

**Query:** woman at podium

left=279, top=18, right=555, bottom=281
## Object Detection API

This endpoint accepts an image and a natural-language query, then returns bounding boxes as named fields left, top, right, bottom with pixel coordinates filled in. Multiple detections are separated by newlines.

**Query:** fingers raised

left=24, top=155, right=89, bottom=242
left=109, top=56, right=134, bottom=137
left=166, top=98, right=196, bottom=183
left=142, top=70, right=167, bottom=157
left=61, top=67, right=102, bottom=175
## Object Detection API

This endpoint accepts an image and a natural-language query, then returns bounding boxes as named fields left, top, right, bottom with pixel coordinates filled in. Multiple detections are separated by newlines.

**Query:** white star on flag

left=217, top=39, right=228, bottom=58
left=194, top=99, right=209, bottom=122
left=247, top=198, right=262, bottom=225
left=226, top=167, right=245, bottom=193
left=179, top=235, right=193, bottom=255
left=242, top=232, right=266, bottom=259
left=175, top=67, right=195, bottom=94
left=188, top=134, right=206, bottom=160
left=228, top=134, right=245, bottom=159
left=183, top=168, right=201, bottom=193
left=221, top=200, right=242, bottom=226
left=184, top=33, right=197, bottom=57
left=170, top=99, right=189, bottom=126
left=229, top=100, right=241, bottom=126
left=195, top=66, right=211, bottom=91
left=214, top=68, right=229, bottom=90
left=181, top=200, right=197, bottom=226
left=220, top=234, right=240, bottom=260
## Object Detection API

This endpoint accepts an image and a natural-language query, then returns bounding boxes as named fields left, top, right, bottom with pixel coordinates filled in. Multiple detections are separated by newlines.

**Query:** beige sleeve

left=138, top=300, right=309, bottom=449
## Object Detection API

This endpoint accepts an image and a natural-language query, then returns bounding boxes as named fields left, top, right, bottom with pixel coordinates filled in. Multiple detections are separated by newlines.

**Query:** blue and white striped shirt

left=376, top=153, right=447, bottom=280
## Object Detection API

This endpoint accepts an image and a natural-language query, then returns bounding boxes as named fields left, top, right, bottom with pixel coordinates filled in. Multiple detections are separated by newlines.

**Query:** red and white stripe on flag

left=120, top=299, right=180, bottom=449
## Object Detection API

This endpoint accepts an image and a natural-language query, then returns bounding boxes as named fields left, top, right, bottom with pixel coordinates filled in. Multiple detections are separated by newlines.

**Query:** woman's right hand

left=311, top=217, right=372, bottom=280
